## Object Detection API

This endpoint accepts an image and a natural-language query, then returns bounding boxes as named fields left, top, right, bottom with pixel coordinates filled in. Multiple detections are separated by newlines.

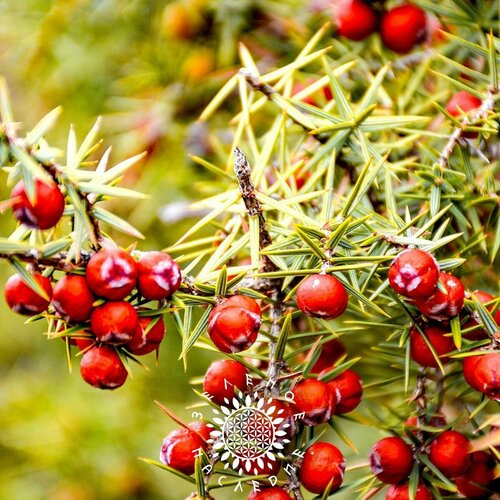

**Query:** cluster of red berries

left=5, top=246, right=181, bottom=390
left=369, top=423, right=496, bottom=499
left=208, top=295, right=262, bottom=353
left=333, top=1, right=427, bottom=54
left=158, top=326, right=360, bottom=496
left=388, top=248, right=500, bottom=402
left=5, top=168, right=184, bottom=390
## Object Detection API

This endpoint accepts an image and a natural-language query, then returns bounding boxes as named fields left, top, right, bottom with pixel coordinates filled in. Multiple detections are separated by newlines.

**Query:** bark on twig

left=437, top=86, right=497, bottom=169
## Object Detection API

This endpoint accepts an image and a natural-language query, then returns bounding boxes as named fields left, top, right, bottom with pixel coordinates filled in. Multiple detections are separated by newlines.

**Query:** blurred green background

left=3, top=1, right=495, bottom=499
left=0, top=1, right=371, bottom=499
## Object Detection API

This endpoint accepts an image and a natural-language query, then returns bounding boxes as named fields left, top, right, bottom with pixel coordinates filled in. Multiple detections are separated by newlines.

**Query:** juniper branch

left=437, top=86, right=497, bottom=169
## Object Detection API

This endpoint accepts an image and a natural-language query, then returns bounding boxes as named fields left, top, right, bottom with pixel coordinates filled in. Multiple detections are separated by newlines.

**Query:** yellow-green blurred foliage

left=0, top=1, right=340, bottom=499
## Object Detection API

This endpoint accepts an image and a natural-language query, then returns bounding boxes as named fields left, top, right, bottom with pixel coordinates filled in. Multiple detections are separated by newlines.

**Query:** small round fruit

left=126, top=315, right=165, bottom=355
left=159, top=426, right=206, bottom=475
left=456, top=451, right=495, bottom=499
left=85, top=248, right=137, bottom=301
left=429, top=430, right=471, bottom=479
left=405, top=414, right=446, bottom=433
left=446, top=91, right=482, bottom=118
left=291, top=378, right=333, bottom=426
left=446, top=90, right=482, bottom=138
left=415, top=272, right=464, bottom=321
left=380, top=4, right=427, bottom=54
left=11, top=179, right=65, bottom=230
left=161, top=2, right=203, bottom=40
left=80, top=345, right=128, bottom=390
left=263, top=398, right=296, bottom=440
left=248, top=487, right=293, bottom=500
left=187, top=420, right=212, bottom=443
left=388, top=249, right=439, bottom=299
left=311, top=338, right=346, bottom=373
left=221, top=295, right=262, bottom=316
left=4, top=273, right=52, bottom=315
left=386, top=482, right=433, bottom=500
left=410, top=325, right=455, bottom=368
left=464, top=290, right=500, bottom=340
left=203, top=359, right=248, bottom=405
left=90, top=301, right=139, bottom=345
left=52, top=275, right=95, bottom=323
left=334, top=0, right=377, bottom=41
left=136, top=251, right=182, bottom=300
left=324, top=369, right=363, bottom=414
left=208, top=296, right=261, bottom=353
left=463, top=354, right=482, bottom=390
left=296, top=274, right=348, bottom=320
left=74, top=336, right=95, bottom=351
left=299, top=442, right=345, bottom=494
left=369, top=437, right=414, bottom=484
left=466, top=352, right=500, bottom=401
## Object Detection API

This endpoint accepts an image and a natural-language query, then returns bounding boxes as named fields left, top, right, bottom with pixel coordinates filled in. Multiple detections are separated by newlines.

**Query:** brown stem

left=233, top=148, right=285, bottom=393
left=410, top=367, right=428, bottom=446
left=0, top=250, right=92, bottom=272
left=239, top=71, right=327, bottom=144
left=437, top=86, right=497, bottom=169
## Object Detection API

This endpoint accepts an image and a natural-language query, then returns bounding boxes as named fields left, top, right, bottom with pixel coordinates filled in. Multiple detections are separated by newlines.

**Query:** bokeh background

left=2, top=1, right=496, bottom=499
left=0, top=1, right=375, bottom=499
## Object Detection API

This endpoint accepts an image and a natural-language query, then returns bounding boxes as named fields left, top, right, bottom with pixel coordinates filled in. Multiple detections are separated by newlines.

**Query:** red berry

left=80, top=345, right=128, bottom=390
left=323, top=369, right=363, bottom=414
left=74, top=336, right=95, bottom=351
left=464, top=290, right=500, bottom=340
left=369, top=437, right=414, bottom=484
left=464, top=352, right=500, bottom=401
left=287, top=168, right=311, bottom=190
left=136, top=251, right=182, bottom=300
left=410, top=325, right=455, bottom=368
left=388, top=249, right=439, bottom=299
left=296, top=274, right=348, bottom=320
left=456, top=451, right=495, bottom=499
left=380, top=4, right=427, bottom=54
left=291, top=378, right=333, bottom=426
left=463, top=354, right=482, bottom=390
left=446, top=91, right=482, bottom=138
left=208, top=296, right=261, bottom=353
left=415, top=272, right=464, bottom=321
left=263, top=398, right=296, bottom=440
left=52, top=275, right=95, bottom=323
left=90, top=301, right=139, bottom=345
left=11, top=179, right=65, bottom=230
left=334, top=0, right=377, bottom=41
left=203, top=359, right=248, bottom=405
left=311, top=338, right=346, bottom=373
left=159, top=425, right=207, bottom=475
left=248, top=487, right=293, bottom=500
left=386, top=482, right=433, bottom=500
left=187, top=420, right=212, bottom=443
left=299, top=442, right=345, bottom=494
left=292, top=81, right=319, bottom=106
left=429, top=430, right=471, bottom=478
left=446, top=91, right=482, bottom=118
left=126, top=315, right=165, bottom=355
left=4, top=273, right=52, bottom=315
left=405, top=414, right=446, bottom=433
left=85, top=248, right=137, bottom=300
